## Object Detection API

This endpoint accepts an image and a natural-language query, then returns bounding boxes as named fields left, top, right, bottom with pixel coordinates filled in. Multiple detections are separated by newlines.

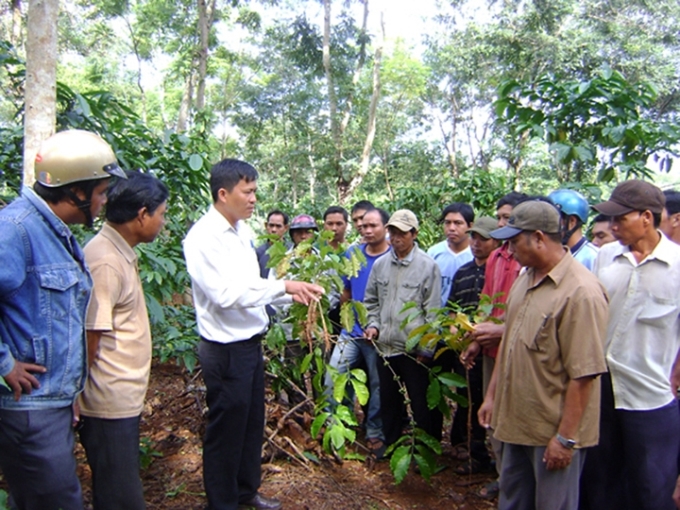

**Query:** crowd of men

left=0, top=130, right=679, bottom=510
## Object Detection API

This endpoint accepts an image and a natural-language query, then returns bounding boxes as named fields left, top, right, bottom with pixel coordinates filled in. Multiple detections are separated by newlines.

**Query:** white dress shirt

left=594, top=233, right=680, bottom=410
left=183, top=205, right=292, bottom=343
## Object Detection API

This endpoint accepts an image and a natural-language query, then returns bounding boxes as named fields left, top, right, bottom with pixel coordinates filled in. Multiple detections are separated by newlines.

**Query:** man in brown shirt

left=478, top=200, right=608, bottom=510
left=80, top=171, right=168, bottom=510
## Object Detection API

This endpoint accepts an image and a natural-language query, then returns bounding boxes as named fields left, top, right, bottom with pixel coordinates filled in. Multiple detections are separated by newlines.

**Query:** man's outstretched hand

left=285, top=280, right=325, bottom=305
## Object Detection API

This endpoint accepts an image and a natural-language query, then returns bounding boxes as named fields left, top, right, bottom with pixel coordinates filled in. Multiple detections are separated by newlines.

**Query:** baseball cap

left=593, top=180, right=665, bottom=216
left=467, top=216, right=497, bottom=239
left=387, top=209, right=419, bottom=232
left=490, top=201, right=561, bottom=240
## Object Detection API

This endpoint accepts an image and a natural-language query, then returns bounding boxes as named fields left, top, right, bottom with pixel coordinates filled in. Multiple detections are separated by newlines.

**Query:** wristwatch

left=556, top=433, right=576, bottom=450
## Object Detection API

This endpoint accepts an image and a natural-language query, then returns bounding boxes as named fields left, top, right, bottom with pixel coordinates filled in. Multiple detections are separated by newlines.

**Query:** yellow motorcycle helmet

left=35, top=129, right=126, bottom=187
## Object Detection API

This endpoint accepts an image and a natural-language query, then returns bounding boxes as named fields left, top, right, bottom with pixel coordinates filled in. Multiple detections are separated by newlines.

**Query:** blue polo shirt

left=342, top=244, right=390, bottom=338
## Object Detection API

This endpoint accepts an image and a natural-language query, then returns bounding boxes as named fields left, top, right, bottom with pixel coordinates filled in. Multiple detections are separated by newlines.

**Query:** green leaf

left=413, top=453, right=433, bottom=481
left=333, top=372, right=349, bottom=403
left=75, top=93, right=92, bottom=117
left=343, top=427, right=356, bottom=443
left=311, top=412, right=330, bottom=438
left=302, top=451, right=320, bottom=464
left=340, top=302, right=355, bottom=332
left=448, top=391, right=468, bottom=407
left=188, top=154, right=203, bottom=171
left=265, top=324, right=287, bottom=351
left=335, top=404, right=358, bottom=426
left=145, top=294, right=165, bottom=325
left=426, top=377, right=441, bottom=410
left=552, top=142, right=573, bottom=162
left=354, top=301, right=368, bottom=328
left=415, top=443, right=437, bottom=466
left=350, top=378, right=369, bottom=406
left=414, top=428, right=442, bottom=455
left=300, top=352, right=313, bottom=374
left=574, top=145, right=593, bottom=162
left=399, top=301, right=418, bottom=314
left=329, top=423, right=346, bottom=450
left=405, top=332, right=423, bottom=353
left=322, top=428, right=331, bottom=453
left=438, top=371, right=467, bottom=388
left=350, top=368, right=367, bottom=383
left=343, top=452, right=366, bottom=461
left=389, top=445, right=412, bottom=485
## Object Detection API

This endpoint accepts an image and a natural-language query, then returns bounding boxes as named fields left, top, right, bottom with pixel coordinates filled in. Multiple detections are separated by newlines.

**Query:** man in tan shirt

left=478, top=200, right=608, bottom=510
left=79, top=171, right=168, bottom=510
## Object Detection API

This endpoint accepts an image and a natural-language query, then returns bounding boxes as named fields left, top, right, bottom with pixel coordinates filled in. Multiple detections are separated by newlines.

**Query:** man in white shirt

left=426, top=202, right=474, bottom=306
left=580, top=180, right=680, bottom=510
left=183, top=159, right=323, bottom=510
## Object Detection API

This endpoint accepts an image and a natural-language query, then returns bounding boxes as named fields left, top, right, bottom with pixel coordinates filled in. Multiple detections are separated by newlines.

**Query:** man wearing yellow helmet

left=0, top=129, right=126, bottom=510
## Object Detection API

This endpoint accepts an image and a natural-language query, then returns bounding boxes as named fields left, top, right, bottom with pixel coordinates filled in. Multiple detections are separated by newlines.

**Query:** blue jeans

left=325, top=332, right=384, bottom=441
left=0, top=407, right=83, bottom=510
left=79, top=415, right=145, bottom=510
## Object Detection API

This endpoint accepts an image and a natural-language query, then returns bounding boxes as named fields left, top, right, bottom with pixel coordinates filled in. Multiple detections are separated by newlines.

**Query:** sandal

left=366, top=437, right=387, bottom=460
left=450, top=444, right=470, bottom=461
left=478, top=479, right=499, bottom=500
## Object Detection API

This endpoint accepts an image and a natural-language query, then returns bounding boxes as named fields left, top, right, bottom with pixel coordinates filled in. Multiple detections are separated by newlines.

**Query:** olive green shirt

left=491, top=250, right=608, bottom=448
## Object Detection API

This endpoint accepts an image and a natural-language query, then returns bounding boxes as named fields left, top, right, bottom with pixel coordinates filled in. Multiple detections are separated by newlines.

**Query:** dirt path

left=1, top=363, right=496, bottom=509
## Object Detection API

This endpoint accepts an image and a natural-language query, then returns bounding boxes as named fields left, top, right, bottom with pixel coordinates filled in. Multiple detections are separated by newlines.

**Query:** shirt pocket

left=400, top=282, right=422, bottom=304
left=637, top=295, right=679, bottom=329
left=376, top=278, right=390, bottom=301
left=38, top=267, right=80, bottom=318
left=522, top=314, right=555, bottom=353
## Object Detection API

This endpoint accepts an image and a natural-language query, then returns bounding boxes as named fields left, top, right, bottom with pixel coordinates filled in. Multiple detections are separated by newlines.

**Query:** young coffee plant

left=383, top=294, right=504, bottom=483
left=263, top=230, right=371, bottom=460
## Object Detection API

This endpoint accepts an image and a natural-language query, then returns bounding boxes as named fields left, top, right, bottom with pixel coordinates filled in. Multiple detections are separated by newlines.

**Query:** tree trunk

left=11, top=0, right=22, bottom=47
left=322, top=0, right=343, bottom=189
left=341, top=12, right=384, bottom=203
left=382, top=145, right=394, bottom=201
left=124, top=17, right=147, bottom=123
left=177, top=73, right=194, bottom=132
left=23, top=0, right=58, bottom=186
left=449, top=89, right=459, bottom=178
left=339, top=0, right=369, bottom=135
left=308, top=134, right=317, bottom=203
left=195, top=0, right=215, bottom=111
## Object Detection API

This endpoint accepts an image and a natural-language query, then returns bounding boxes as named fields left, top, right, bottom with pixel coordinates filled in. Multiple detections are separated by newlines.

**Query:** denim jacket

left=0, top=187, right=91, bottom=409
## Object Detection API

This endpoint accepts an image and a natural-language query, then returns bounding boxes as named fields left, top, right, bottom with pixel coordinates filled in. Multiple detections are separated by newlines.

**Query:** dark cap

left=467, top=216, right=497, bottom=239
left=490, top=201, right=561, bottom=240
left=593, top=180, right=665, bottom=216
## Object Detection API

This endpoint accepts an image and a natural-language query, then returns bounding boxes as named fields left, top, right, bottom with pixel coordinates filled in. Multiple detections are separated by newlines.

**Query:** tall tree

left=23, top=0, right=58, bottom=185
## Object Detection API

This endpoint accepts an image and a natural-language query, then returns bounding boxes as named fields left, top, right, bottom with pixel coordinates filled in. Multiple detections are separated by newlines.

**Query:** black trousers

left=448, top=354, right=490, bottom=464
left=79, top=415, right=145, bottom=510
left=579, top=373, right=680, bottom=510
left=199, top=337, right=265, bottom=510
left=377, top=353, right=442, bottom=446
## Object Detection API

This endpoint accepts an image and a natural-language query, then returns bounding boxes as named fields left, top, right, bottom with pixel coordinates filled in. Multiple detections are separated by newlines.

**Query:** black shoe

left=238, top=493, right=283, bottom=510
